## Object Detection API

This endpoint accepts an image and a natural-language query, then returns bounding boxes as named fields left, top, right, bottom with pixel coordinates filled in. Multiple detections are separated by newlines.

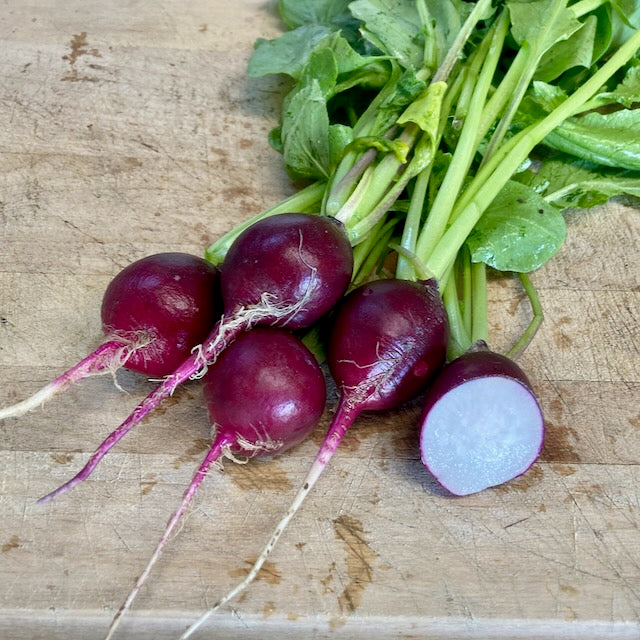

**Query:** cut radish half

left=419, top=348, right=544, bottom=496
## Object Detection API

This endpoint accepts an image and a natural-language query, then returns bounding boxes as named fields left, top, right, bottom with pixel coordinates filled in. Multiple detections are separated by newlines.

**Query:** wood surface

left=1, top=2, right=639, bottom=638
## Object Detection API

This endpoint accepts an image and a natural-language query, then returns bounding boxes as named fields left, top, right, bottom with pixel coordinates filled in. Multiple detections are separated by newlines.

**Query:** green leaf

left=611, top=0, right=640, bottom=29
left=508, top=0, right=584, bottom=63
left=608, top=0, right=640, bottom=54
left=349, top=0, right=426, bottom=69
left=323, top=31, right=387, bottom=76
left=349, top=0, right=466, bottom=71
left=248, top=25, right=333, bottom=79
left=354, top=66, right=427, bottom=139
left=516, top=153, right=640, bottom=208
left=281, top=79, right=332, bottom=179
left=535, top=14, right=598, bottom=82
left=378, top=67, right=428, bottom=112
left=466, top=181, right=567, bottom=273
left=300, top=46, right=339, bottom=96
left=591, top=5, right=614, bottom=65
left=346, top=135, right=410, bottom=161
left=328, top=123, right=354, bottom=169
left=397, top=80, right=447, bottom=133
left=544, top=109, right=640, bottom=170
left=268, top=126, right=284, bottom=154
left=594, top=64, right=640, bottom=108
left=417, top=0, right=468, bottom=72
left=278, top=0, right=354, bottom=29
left=530, top=80, right=568, bottom=111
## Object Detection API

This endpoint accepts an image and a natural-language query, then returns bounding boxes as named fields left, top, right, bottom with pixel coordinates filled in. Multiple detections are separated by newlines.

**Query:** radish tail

left=179, top=398, right=359, bottom=640
left=36, top=316, right=248, bottom=505
left=104, top=436, right=230, bottom=640
left=0, top=339, right=134, bottom=421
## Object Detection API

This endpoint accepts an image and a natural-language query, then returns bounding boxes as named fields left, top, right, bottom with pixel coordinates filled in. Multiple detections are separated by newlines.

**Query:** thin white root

left=0, top=381, right=59, bottom=420
left=0, top=335, right=148, bottom=421
left=179, top=457, right=326, bottom=640
left=234, top=432, right=284, bottom=456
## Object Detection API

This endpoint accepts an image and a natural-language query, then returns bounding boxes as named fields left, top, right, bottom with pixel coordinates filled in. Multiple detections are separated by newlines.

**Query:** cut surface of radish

left=420, top=374, right=544, bottom=496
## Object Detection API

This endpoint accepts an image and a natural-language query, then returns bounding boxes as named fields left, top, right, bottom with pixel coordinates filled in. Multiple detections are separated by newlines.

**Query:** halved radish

left=419, top=345, right=544, bottom=496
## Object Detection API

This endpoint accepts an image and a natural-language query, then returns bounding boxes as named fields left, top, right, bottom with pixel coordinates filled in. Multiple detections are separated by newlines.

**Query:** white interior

left=420, top=376, right=544, bottom=496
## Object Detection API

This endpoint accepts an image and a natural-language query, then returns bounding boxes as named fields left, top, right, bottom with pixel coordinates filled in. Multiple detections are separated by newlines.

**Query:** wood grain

left=1, top=2, right=639, bottom=638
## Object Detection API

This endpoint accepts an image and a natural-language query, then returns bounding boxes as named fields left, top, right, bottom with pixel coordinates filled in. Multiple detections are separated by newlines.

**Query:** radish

left=179, top=278, right=448, bottom=637
left=104, top=327, right=327, bottom=639
left=419, top=343, right=544, bottom=496
left=38, top=213, right=353, bottom=503
left=0, top=253, right=222, bottom=421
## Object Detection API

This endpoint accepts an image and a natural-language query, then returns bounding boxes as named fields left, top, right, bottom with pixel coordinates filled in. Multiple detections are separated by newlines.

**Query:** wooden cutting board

left=1, top=2, right=639, bottom=638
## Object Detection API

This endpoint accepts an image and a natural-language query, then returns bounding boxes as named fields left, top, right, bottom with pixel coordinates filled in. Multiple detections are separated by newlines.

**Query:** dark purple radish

left=419, top=344, right=544, bottom=496
left=104, top=327, right=326, bottom=640
left=179, top=278, right=448, bottom=638
left=0, top=253, right=221, bottom=421
left=219, top=212, right=353, bottom=329
left=38, top=213, right=352, bottom=504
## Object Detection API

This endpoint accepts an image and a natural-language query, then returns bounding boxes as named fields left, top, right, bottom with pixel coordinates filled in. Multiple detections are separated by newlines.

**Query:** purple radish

left=179, top=278, right=448, bottom=637
left=104, top=327, right=326, bottom=639
left=0, top=253, right=221, bottom=421
left=419, top=343, right=544, bottom=496
left=38, top=213, right=353, bottom=503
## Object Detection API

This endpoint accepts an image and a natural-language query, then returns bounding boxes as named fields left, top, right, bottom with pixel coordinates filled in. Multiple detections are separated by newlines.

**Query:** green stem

left=432, top=0, right=494, bottom=83
left=395, top=166, right=431, bottom=280
left=452, top=42, right=486, bottom=123
left=332, top=165, right=376, bottom=228
left=459, top=247, right=473, bottom=338
left=470, top=260, right=488, bottom=344
left=425, top=26, right=640, bottom=281
left=482, top=0, right=598, bottom=163
left=345, top=140, right=427, bottom=244
left=505, top=272, right=544, bottom=360
left=352, top=216, right=389, bottom=277
left=352, top=217, right=397, bottom=286
left=323, top=63, right=404, bottom=216
left=336, top=124, right=421, bottom=229
left=442, top=270, right=471, bottom=359
left=476, top=43, right=531, bottom=146
left=415, top=12, right=508, bottom=264
left=390, top=243, right=433, bottom=280
left=204, top=181, right=326, bottom=264
left=543, top=182, right=582, bottom=203
left=480, top=0, right=576, bottom=164
left=570, top=0, right=609, bottom=18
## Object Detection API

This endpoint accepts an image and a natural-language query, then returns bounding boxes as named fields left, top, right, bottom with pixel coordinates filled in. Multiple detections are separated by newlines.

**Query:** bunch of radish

left=0, top=205, right=544, bottom=638
left=30, top=0, right=640, bottom=633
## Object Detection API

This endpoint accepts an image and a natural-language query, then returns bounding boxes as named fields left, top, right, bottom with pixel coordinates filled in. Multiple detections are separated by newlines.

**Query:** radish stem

left=506, top=273, right=544, bottom=360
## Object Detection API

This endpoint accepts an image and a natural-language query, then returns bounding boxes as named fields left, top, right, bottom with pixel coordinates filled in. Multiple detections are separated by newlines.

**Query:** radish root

left=179, top=402, right=357, bottom=639
left=37, top=280, right=320, bottom=504
left=103, top=437, right=230, bottom=640
left=0, top=334, right=149, bottom=422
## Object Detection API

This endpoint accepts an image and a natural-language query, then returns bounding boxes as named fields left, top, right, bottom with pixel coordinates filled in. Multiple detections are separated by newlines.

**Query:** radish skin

left=104, top=328, right=326, bottom=639
left=0, top=253, right=222, bottom=421
left=38, top=213, right=353, bottom=504
left=180, top=278, right=448, bottom=637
